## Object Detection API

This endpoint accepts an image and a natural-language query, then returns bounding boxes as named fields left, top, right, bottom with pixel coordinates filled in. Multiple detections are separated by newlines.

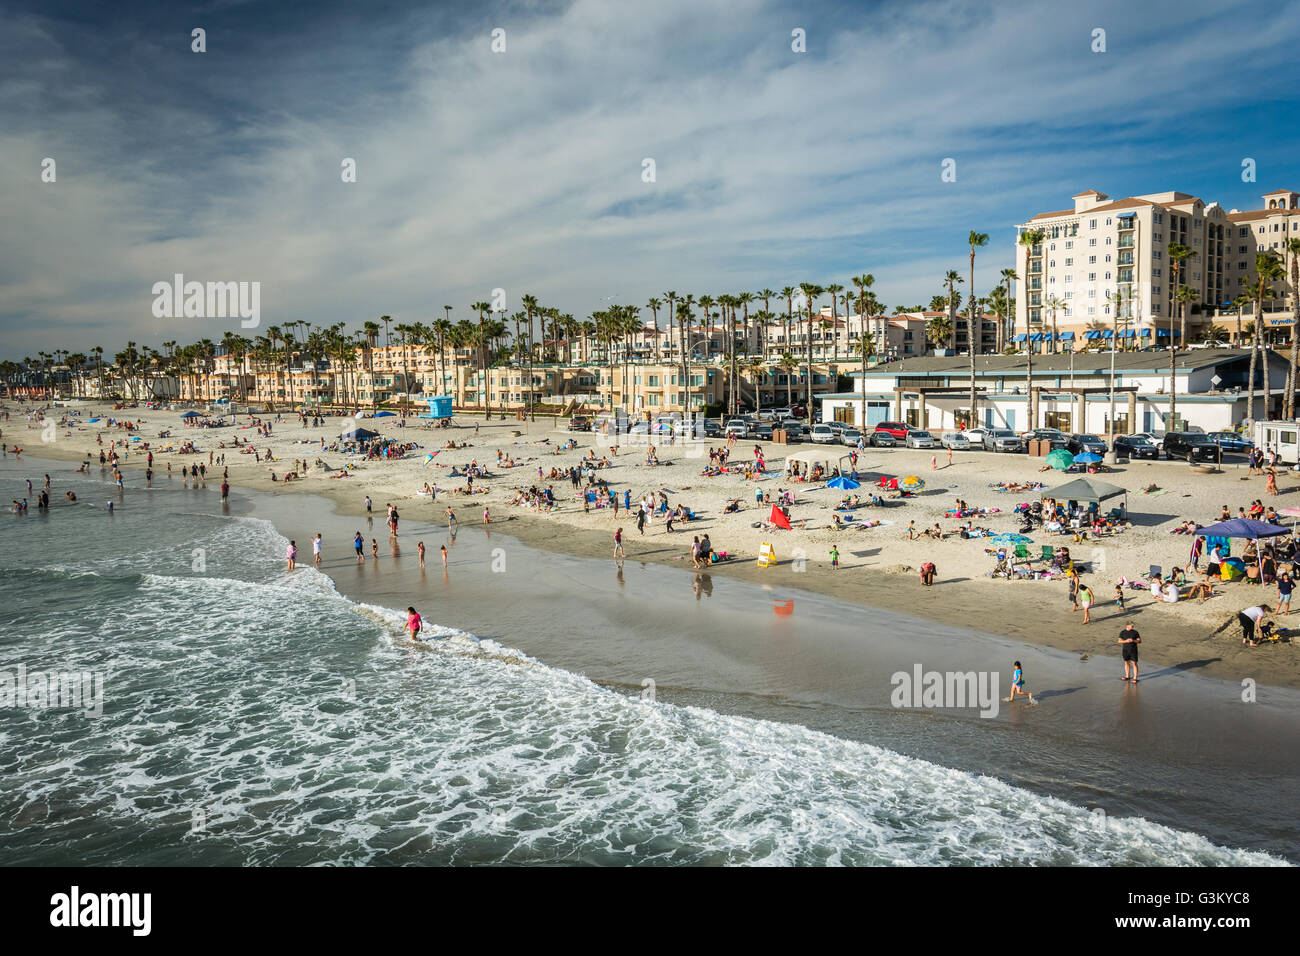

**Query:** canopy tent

left=783, top=449, right=855, bottom=477
left=1044, top=476, right=1127, bottom=504
left=1194, top=518, right=1292, bottom=585
left=341, top=426, right=380, bottom=441
left=180, top=411, right=201, bottom=418
left=372, top=410, right=396, bottom=418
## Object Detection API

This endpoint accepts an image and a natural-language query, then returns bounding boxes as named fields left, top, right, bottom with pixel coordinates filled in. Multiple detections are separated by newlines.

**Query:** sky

left=1, top=0, right=1298, bottom=360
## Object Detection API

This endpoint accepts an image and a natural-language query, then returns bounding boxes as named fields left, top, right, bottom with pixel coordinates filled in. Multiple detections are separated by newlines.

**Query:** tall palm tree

left=471, top=301, right=493, bottom=418
left=1251, top=250, right=1287, bottom=422
left=851, top=273, right=875, bottom=428
left=1285, top=237, right=1300, bottom=418
left=799, top=283, right=822, bottom=422
left=1232, top=293, right=1252, bottom=349
left=966, top=231, right=989, bottom=427
left=1018, top=229, right=1046, bottom=430
left=943, top=270, right=963, bottom=351
left=781, top=286, right=796, bottom=365
left=999, top=267, right=1018, bottom=353
left=1044, top=294, right=1065, bottom=358
left=1166, top=242, right=1197, bottom=352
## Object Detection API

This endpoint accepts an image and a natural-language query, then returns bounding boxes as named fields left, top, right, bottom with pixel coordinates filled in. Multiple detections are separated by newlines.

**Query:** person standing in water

left=312, top=533, right=323, bottom=567
left=1118, top=623, right=1141, bottom=682
left=440, top=544, right=448, bottom=568
left=614, top=527, right=624, bottom=559
left=1009, top=661, right=1035, bottom=703
left=286, top=540, right=298, bottom=571
left=354, top=532, right=365, bottom=562
left=406, top=606, right=423, bottom=641
left=417, top=541, right=426, bottom=566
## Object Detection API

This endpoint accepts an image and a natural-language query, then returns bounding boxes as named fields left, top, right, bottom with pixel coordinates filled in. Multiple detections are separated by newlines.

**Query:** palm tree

left=1251, top=250, right=1287, bottom=422
left=1018, top=229, right=1046, bottom=430
left=851, top=273, right=875, bottom=428
left=1232, top=293, right=1252, bottom=349
left=1044, top=294, right=1065, bottom=357
left=999, top=267, right=1018, bottom=352
left=943, top=270, right=963, bottom=351
left=1285, top=237, right=1300, bottom=418
left=471, top=301, right=493, bottom=418
left=1167, top=242, right=1197, bottom=351
left=799, top=283, right=822, bottom=422
left=778, top=352, right=798, bottom=405
left=781, top=286, right=796, bottom=364
left=926, top=316, right=953, bottom=350
left=965, top=231, right=989, bottom=427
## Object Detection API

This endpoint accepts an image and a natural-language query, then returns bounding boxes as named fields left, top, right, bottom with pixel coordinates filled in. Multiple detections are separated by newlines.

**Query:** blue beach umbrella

left=88, top=418, right=101, bottom=423
left=1073, top=451, right=1102, bottom=464
left=372, top=410, right=396, bottom=417
left=827, top=476, right=860, bottom=490
left=180, top=411, right=201, bottom=418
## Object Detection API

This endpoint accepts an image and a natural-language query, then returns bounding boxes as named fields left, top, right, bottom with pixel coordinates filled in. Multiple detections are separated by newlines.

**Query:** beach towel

left=769, top=504, right=791, bottom=530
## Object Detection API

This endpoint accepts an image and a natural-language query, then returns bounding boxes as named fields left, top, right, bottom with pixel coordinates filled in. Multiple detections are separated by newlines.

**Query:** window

left=1089, top=238, right=1097, bottom=246
left=1105, top=254, right=1112, bottom=262
left=1153, top=268, right=1161, bottom=277
left=1105, top=271, right=1111, bottom=279
left=1090, top=219, right=1097, bottom=228
left=1089, top=255, right=1096, bottom=264
left=1106, top=218, right=1113, bottom=225
left=1065, top=258, right=1073, bottom=266
left=1105, top=237, right=1112, bottom=245
left=1065, top=241, right=1074, bottom=249
left=1088, top=272, right=1096, bottom=281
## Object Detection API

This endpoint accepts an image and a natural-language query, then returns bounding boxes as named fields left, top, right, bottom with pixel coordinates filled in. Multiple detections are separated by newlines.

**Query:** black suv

left=1113, top=435, right=1159, bottom=460
left=1022, top=429, right=1069, bottom=449
left=1066, top=433, right=1108, bottom=455
left=1162, top=432, right=1220, bottom=462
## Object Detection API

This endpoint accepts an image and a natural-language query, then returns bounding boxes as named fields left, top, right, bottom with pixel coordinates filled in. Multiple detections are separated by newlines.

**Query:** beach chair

left=1148, top=564, right=1161, bottom=579
left=887, top=478, right=899, bottom=491
left=1040, top=545, right=1054, bottom=561
left=1107, top=507, right=1123, bottom=521
left=1014, top=544, right=1030, bottom=560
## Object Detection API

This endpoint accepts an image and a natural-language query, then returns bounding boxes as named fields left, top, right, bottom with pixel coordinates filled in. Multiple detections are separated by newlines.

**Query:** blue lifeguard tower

left=419, top=396, right=454, bottom=420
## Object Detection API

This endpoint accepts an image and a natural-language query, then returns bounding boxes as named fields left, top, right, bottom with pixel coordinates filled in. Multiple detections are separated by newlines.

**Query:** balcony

left=1117, top=238, right=1134, bottom=249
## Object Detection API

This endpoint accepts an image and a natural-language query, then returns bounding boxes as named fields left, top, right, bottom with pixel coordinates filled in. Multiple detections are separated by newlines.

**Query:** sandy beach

left=14, top=399, right=1300, bottom=689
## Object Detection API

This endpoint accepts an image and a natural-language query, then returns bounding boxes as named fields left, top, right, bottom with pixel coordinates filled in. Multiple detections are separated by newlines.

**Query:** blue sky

left=1, top=0, right=1298, bottom=359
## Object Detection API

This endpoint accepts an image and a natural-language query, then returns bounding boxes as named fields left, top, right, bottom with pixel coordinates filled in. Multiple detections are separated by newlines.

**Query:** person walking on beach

left=930, top=454, right=937, bottom=471
left=1009, top=661, right=1035, bottom=703
left=691, top=535, right=701, bottom=569
left=1118, top=623, right=1141, bottom=682
left=354, top=532, right=365, bottom=562
left=406, top=606, right=423, bottom=642
left=1078, top=583, right=1094, bottom=624
left=636, top=506, right=646, bottom=536
left=286, top=540, right=298, bottom=572
left=365, top=495, right=372, bottom=514
left=614, top=527, right=625, bottom=559
left=1278, top=572, right=1293, bottom=615
left=221, top=479, right=229, bottom=500
left=371, top=539, right=379, bottom=560
left=1067, top=568, right=1080, bottom=611
left=312, top=533, right=322, bottom=567
left=1113, top=584, right=1126, bottom=613
left=1267, top=467, right=1279, bottom=496
left=483, top=506, right=490, bottom=525
left=445, top=506, right=457, bottom=530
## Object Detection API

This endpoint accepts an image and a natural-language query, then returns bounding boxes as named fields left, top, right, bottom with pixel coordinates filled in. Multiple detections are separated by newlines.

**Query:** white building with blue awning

left=820, top=348, right=1290, bottom=436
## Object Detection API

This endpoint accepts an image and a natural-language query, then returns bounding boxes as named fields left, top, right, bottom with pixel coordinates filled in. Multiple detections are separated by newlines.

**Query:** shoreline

left=16, top=403, right=1300, bottom=690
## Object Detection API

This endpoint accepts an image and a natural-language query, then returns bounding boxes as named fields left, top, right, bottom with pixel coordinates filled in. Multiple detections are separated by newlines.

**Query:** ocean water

left=0, top=457, right=1289, bottom=866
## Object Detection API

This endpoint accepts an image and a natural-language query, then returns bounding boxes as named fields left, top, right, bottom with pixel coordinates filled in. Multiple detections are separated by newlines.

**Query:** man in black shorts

left=1118, top=622, right=1141, bottom=682
left=1239, top=605, right=1271, bottom=646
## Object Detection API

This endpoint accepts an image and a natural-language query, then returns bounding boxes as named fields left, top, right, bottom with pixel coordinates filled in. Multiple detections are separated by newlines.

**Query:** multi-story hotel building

left=1015, top=188, right=1299, bottom=350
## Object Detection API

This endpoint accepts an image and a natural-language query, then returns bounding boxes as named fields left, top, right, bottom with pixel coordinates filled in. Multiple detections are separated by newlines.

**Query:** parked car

left=1130, top=431, right=1164, bottom=452
left=771, top=406, right=792, bottom=420
left=755, top=423, right=774, bottom=441
left=827, top=421, right=848, bottom=437
left=701, top=419, right=722, bottom=437
left=962, top=427, right=990, bottom=447
left=1066, top=433, right=1108, bottom=455
left=983, top=428, right=1024, bottom=453
left=1021, top=428, right=1069, bottom=449
left=868, top=430, right=897, bottom=447
left=567, top=415, right=591, bottom=432
left=1206, top=431, right=1254, bottom=453
left=841, top=428, right=863, bottom=446
left=810, top=424, right=836, bottom=444
left=1163, top=431, right=1221, bottom=462
left=940, top=432, right=970, bottom=450
left=778, top=420, right=805, bottom=441
left=1113, top=434, right=1159, bottom=460
left=874, top=421, right=910, bottom=440
left=905, top=429, right=937, bottom=449
left=725, top=418, right=748, bottom=437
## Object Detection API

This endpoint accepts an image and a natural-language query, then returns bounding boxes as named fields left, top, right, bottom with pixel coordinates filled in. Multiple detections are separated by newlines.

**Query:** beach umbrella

left=1046, top=449, right=1074, bottom=470
left=180, top=411, right=201, bottom=418
left=373, top=410, right=396, bottom=417
left=827, top=476, right=860, bottom=490
left=992, top=532, right=1033, bottom=544
left=88, top=418, right=101, bottom=423
left=900, top=475, right=925, bottom=492
left=423, top=452, right=439, bottom=466
left=1073, top=451, right=1102, bottom=464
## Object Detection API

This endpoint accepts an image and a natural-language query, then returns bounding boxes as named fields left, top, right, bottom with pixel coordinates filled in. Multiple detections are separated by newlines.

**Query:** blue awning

left=1083, top=330, right=1100, bottom=339
left=1059, top=331, right=1075, bottom=340
left=1139, top=329, right=1152, bottom=337
left=1121, top=329, right=1136, bottom=338
left=1030, top=333, right=1044, bottom=341
left=1012, top=333, right=1027, bottom=342
left=1101, top=329, right=1114, bottom=338
left=1155, top=328, right=1182, bottom=337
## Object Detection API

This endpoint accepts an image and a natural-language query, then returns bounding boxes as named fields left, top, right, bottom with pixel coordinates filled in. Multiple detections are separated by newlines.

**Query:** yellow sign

left=757, top=542, right=777, bottom=568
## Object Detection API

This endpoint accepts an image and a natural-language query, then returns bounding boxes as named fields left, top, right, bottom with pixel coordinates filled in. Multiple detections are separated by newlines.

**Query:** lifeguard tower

left=419, top=396, right=454, bottom=423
